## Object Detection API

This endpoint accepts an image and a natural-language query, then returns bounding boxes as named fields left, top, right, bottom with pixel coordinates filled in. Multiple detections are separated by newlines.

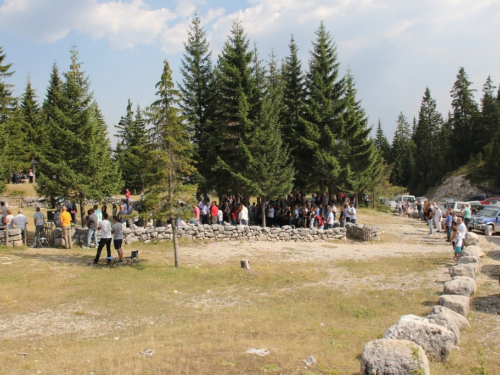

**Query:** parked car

left=467, top=194, right=488, bottom=201
left=445, top=201, right=468, bottom=214
left=485, top=197, right=500, bottom=205
left=395, top=195, right=416, bottom=203
left=471, top=207, right=500, bottom=236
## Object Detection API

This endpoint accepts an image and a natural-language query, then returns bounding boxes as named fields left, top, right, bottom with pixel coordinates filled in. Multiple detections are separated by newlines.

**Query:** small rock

left=302, top=356, right=317, bottom=366
left=139, top=349, right=155, bottom=358
left=245, top=348, right=270, bottom=357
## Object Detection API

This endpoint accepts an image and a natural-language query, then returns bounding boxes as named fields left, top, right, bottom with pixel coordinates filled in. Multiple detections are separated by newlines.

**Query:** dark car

left=468, top=194, right=488, bottom=201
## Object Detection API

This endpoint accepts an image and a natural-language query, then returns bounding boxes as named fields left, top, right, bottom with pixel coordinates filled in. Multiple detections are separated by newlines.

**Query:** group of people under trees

left=189, top=192, right=361, bottom=229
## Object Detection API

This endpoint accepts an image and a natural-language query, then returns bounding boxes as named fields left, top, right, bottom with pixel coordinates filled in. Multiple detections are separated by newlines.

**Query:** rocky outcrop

left=360, top=339, right=430, bottom=375
left=429, top=174, right=489, bottom=202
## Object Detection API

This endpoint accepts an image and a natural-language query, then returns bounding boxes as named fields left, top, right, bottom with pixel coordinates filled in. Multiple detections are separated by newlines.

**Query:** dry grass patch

left=0, top=240, right=499, bottom=374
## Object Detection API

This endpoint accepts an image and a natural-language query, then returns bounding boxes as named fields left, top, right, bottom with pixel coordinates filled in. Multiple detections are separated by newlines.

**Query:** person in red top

left=315, top=213, right=324, bottom=229
left=210, top=201, right=219, bottom=225
left=125, top=189, right=131, bottom=205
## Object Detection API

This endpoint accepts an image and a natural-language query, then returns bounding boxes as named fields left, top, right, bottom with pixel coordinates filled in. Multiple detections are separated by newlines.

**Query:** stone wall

left=61, top=223, right=347, bottom=245
left=0, top=228, right=23, bottom=247
left=345, top=223, right=381, bottom=240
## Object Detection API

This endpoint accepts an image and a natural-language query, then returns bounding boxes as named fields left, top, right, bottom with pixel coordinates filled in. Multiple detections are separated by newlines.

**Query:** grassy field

left=1, top=238, right=499, bottom=375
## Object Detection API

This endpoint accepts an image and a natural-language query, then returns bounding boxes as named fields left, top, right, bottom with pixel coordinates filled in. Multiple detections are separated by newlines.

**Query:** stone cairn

left=345, top=223, right=381, bottom=240
left=360, top=232, right=483, bottom=375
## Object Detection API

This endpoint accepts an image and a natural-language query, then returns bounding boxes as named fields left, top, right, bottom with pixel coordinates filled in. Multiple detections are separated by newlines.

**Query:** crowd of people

left=397, top=198, right=471, bottom=260
left=8, top=169, right=35, bottom=184
left=189, top=192, right=361, bottom=229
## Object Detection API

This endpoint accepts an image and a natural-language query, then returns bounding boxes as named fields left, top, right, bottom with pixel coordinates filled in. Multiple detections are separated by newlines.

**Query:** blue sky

left=1, top=0, right=499, bottom=146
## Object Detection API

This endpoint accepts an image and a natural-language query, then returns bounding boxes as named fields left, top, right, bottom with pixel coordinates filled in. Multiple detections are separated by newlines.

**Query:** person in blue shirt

left=444, top=209, right=453, bottom=241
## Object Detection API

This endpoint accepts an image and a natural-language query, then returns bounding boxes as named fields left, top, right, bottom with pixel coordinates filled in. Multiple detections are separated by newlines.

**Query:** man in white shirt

left=457, top=217, right=467, bottom=239
left=267, top=205, right=275, bottom=227
left=349, top=203, right=357, bottom=224
left=14, top=209, right=29, bottom=244
left=200, top=201, right=209, bottom=225
left=434, top=204, right=442, bottom=233
left=238, top=203, right=249, bottom=225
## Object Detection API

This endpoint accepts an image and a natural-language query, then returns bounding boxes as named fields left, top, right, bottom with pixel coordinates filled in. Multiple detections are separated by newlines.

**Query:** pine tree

left=0, top=46, right=17, bottom=191
left=390, top=112, right=413, bottom=187
left=36, top=47, right=122, bottom=224
left=115, top=101, right=149, bottom=193
left=2, top=105, right=31, bottom=179
left=338, top=71, right=378, bottom=199
left=282, top=35, right=306, bottom=188
left=300, top=22, right=344, bottom=193
left=409, top=88, right=443, bottom=195
left=476, top=76, right=500, bottom=151
left=179, top=13, right=215, bottom=195
left=20, top=78, right=43, bottom=162
left=211, top=19, right=257, bottom=199
left=145, top=60, right=196, bottom=267
left=450, top=67, right=479, bottom=163
left=374, top=119, right=392, bottom=163
left=247, top=72, right=294, bottom=227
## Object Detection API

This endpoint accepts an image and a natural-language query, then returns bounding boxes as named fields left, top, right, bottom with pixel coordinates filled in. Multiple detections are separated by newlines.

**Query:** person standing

left=13, top=209, right=29, bottom=244
left=4, top=209, right=15, bottom=229
left=349, top=203, right=357, bottom=224
left=462, top=204, right=472, bottom=228
left=90, top=212, right=113, bottom=265
left=434, top=203, right=442, bottom=233
left=426, top=203, right=434, bottom=235
left=210, top=201, right=218, bottom=225
left=217, top=205, right=223, bottom=225
left=396, top=201, right=403, bottom=216
left=32, top=207, right=45, bottom=248
left=193, top=204, right=200, bottom=224
left=60, top=206, right=72, bottom=249
left=125, top=188, right=131, bottom=205
left=28, top=168, right=34, bottom=183
left=326, top=205, right=334, bottom=229
left=416, top=200, right=422, bottom=220
left=84, top=209, right=98, bottom=249
left=94, top=204, right=102, bottom=224
left=267, top=204, right=274, bottom=227
left=238, top=203, right=249, bottom=225
left=339, top=207, right=346, bottom=228
left=1, top=201, right=8, bottom=217
left=200, top=201, right=209, bottom=225
left=111, top=216, right=124, bottom=263
left=445, top=209, right=453, bottom=241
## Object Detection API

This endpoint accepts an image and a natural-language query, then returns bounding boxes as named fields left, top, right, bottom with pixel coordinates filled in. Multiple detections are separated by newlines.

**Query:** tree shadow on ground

left=481, top=264, right=500, bottom=280
left=474, top=294, right=500, bottom=315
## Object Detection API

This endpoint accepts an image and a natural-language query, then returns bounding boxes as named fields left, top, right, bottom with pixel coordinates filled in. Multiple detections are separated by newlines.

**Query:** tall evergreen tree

left=338, top=71, right=378, bottom=198
left=282, top=35, right=306, bottom=187
left=476, top=76, right=500, bottom=151
left=2, top=105, right=31, bottom=179
left=20, top=78, right=42, bottom=162
left=300, top=22, right=345, bottom=193
left=211, top=19, right=257, bottom=199
left=450, top=67, right=479, bottom=164
left=390, top=112, right=413, bottom=187
left=374, top=119, right=391, bottom=163
left=37, top=47, right=122, bottom=223
left=247, top=71, right=294, bottom=227
left=145, top=60, right=195, bottom=267
left=409, top=88, right=443, bottom=195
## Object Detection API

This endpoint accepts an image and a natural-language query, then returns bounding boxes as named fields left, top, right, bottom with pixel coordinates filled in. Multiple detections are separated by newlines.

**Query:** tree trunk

left=79, top=198, right=85, bottom=228
left=172, top=216, right=179, bottom=267
left=261, top=197, right=267, bottom=227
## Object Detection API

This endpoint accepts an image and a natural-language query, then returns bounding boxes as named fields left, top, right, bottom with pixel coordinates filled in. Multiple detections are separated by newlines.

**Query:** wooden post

left=240, top=259, right=251, bottom=270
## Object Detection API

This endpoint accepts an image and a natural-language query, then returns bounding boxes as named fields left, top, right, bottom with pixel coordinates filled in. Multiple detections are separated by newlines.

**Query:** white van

left=395, top=195, right=416, bottom=203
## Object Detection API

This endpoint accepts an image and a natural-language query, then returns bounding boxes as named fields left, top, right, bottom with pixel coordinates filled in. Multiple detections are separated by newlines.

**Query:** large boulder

left=460, top=245, right=484, bottom=258
left=439, top=295, right=470, bottom=316
left=457, top=256, right=480, bottom=273
left=360, top=339, right=430, bottom=375
left=444, top=276, right=477, bottom=297
left=465, top=232, right=480, bottom=246
left=449, top=264, right=476, bottom=279
left=383, top=315, right=455, bottom=361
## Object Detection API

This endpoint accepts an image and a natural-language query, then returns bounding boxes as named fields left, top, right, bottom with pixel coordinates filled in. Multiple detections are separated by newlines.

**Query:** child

left=111, top=216, right=124, bottom=263
left=218, top=205, right=223, bottom=225
left=452, top=227, right=463, bottom=260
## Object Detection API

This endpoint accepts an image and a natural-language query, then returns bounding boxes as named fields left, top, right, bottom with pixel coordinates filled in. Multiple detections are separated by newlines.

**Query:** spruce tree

left=211, top=19, right=257, bottom=199
left=338, top=71, right=378, bottom=199
left=300, top=22, right=344, bottom=193
left=37, top=47, right=122, bottom=223
left=179, top=13, right=215, bottom=195
left=476, top=76, right=500, bottom=151
left=145, top=60, right=195, bottom=267
left=409, top=88, right=443, bottom=195
left=450, top=67, right=479, bottom=163
left=247, top=73, right=294, bottom=227
left=282, top=35, right=306, bottom=188
left=374, top=119, right=392, bottom=163
left=20, top=78, right=43, bottom=163
left=2, top=105, right=31, bottom=179
left=390, top=113, right=414, bottom=187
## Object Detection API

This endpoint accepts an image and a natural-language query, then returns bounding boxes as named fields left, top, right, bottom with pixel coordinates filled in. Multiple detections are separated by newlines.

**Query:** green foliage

left=467, top=348, right=491, bottom=375
left=144, top=60, right=196, bottom=266
left=36, top=47, right=122, bottom=220
left=390, top=112, right=414, bottom=187
left=375, top=119, right=392, bottom=163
